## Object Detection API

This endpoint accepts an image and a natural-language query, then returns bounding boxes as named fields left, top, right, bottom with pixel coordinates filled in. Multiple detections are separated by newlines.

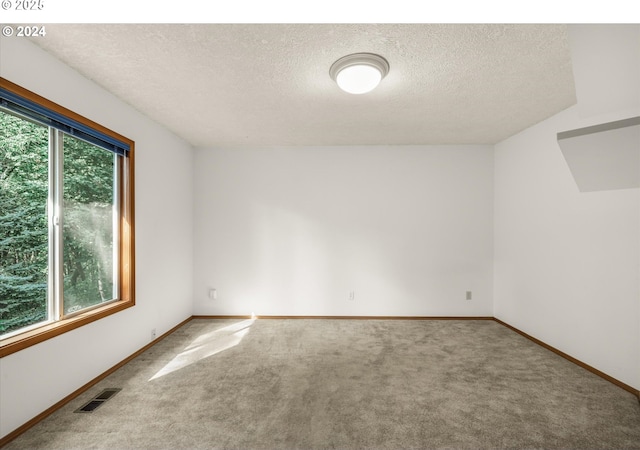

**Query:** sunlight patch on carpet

left=150, top=318, right=255, bottom=381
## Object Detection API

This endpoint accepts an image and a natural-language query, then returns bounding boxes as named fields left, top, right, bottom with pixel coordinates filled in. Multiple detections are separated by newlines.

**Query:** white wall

left=0, top=37, right=194, bottom=438
left=494, top=25, right=640, bottom=390
left=194, top=145, right=494, bottom=317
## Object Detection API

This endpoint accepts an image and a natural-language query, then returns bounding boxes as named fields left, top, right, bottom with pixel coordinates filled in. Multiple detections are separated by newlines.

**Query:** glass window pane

left=62, top=134, right=117, bottom=315
left=0, top=110, right=49, bottom=335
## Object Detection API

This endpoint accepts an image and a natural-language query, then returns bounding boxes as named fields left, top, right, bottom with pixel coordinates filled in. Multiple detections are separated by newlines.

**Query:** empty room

left=0, top=19, right=639, bottom=450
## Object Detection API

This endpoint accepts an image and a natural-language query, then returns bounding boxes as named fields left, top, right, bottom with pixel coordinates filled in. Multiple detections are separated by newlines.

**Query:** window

left=0, top=78, right=135, bottom=357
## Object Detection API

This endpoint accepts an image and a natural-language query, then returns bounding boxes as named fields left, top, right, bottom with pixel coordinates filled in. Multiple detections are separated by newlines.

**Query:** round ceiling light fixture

left=330, top=53, right=390, bottom=95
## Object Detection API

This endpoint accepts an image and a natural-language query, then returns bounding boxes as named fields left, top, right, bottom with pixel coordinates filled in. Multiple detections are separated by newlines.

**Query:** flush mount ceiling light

left=330, top=53, right=390, bottom=95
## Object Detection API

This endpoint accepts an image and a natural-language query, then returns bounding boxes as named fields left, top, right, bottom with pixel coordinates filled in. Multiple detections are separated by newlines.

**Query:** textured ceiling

left=29, top=24, right=576, bottom=147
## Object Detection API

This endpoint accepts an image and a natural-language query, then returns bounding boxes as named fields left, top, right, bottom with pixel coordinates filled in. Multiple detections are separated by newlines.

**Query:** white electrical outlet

left=209, top=288, right=217, bottom=300
left=466, top=291, right=472, bottom=301
left=349, top=291, right=355, bottom=301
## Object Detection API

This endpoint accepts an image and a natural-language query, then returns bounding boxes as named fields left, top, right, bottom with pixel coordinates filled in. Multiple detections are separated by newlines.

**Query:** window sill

left=0, top=299, right=134, bottom=358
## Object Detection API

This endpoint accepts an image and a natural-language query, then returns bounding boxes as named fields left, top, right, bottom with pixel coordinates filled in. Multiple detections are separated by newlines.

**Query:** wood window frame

left=0, top=77, right=135, bottom=358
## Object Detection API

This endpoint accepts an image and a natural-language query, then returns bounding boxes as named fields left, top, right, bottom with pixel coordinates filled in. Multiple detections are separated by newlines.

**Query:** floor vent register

left=74, top=388, right=122, bottom=413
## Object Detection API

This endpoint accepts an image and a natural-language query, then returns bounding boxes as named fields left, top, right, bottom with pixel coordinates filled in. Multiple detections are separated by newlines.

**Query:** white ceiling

left=30, top=24, right=577, bottom=147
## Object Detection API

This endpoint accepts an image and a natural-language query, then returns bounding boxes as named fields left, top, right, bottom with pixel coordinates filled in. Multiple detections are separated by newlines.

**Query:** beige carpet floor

left=4, top=318, right=640, bottom=449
